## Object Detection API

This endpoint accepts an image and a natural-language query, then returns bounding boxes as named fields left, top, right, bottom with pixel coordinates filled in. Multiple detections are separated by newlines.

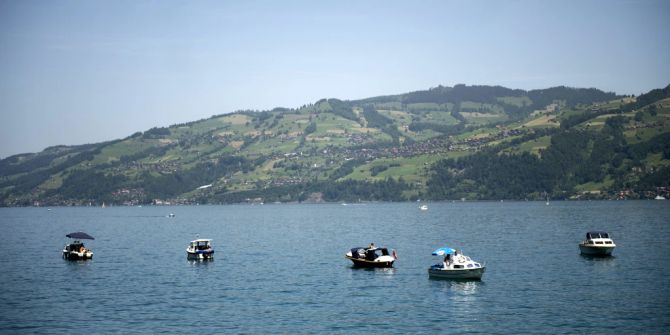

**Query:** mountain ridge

left=2, top=83, right=668, bottom=206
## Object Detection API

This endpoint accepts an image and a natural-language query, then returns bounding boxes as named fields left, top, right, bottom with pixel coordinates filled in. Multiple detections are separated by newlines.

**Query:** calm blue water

left=0, top=201, right=669, bottom=334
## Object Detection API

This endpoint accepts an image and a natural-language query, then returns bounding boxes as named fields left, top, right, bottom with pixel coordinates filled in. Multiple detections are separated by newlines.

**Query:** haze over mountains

left=1, top=83, right=669, bottom=206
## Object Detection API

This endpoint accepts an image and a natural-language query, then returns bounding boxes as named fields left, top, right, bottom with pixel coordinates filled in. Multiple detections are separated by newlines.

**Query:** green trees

left=362, top=105, right=392, bottom=128
left=210, top=178, right=411, bottom=203
left=426, top=121, right=639, bottom=200
left=304, top=122, right=317, bottom=135
left=54, top=170, right=127, bottom=202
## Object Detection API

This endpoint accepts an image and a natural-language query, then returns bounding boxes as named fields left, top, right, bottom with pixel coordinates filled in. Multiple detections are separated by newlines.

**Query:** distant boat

left=579, top=231, right=615, bottom=256
left=168, top=213, right=175, bottom=218
left=186, top=239, right=214, bottom=260
left=655, top=195, right=666, bottom=200
left=345, top=245, right=397, bottom=268
left=101, top=202, right=106, bottom=208
left=428, top=247, right=485, bottom=280
left=62, top=232, right=95, bottom=260
left=420, top=205, right=428, bottom=211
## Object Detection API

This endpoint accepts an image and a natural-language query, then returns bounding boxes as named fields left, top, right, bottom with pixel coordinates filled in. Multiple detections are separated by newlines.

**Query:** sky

left=1, top=0, right=669, bottom=158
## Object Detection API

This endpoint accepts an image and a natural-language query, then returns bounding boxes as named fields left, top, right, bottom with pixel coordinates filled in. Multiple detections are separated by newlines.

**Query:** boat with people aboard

left=579, top=231, right=616, bottom=256
left=428, top=246, right=485, bottom=280
left=186, top=239, right=214, bottom=260
left=345, top=243, right=397, bottom=268
left=62, top=232, right=94, bottom=260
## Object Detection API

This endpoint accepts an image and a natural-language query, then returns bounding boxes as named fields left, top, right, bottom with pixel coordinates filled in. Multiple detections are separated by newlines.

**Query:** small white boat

left=186, top=239, right=214, bottom=260
left=428, top=247, right=485, bottom=280
left=579, top=231, right=615, bottom=256
left=345, top=244, right=397, bottom=268
left=420, top=205, right=428, bottom=211
left=655, top=195, right=666, bottom=200
left=62, top=232, right=94, bottom=260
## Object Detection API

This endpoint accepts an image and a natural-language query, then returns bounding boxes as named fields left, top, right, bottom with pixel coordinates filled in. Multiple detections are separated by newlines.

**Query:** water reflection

left=579, top=254, right=616, bottom=269
left=345, top=266, right=397, bottom=279
left=429, top=278, right=483, bottom=296
left=63, top=259, right=93, bottom=268
left=428, top=279, right=484, bottom=321
left=351, top=266, right=396, bottom=273
left=187, top=258, right=215, bottom=271
left=580, top=254, right=616, bottom=260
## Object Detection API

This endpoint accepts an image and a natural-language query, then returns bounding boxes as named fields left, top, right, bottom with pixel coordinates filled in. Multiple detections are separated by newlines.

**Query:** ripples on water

left=1, top=201, right=669, bottom=334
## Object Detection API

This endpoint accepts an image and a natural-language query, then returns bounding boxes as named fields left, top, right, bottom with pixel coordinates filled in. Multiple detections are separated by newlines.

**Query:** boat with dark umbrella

left=62, top=232, right=94, bottom=260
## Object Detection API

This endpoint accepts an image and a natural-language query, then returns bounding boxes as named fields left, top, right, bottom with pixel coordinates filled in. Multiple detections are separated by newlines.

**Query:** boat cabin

left=585, top=231, right=614, bottom=245
left=586, top=231, right=609, bottom=239
left=64, top=241, right=86, bottom=252
left=189, top=239, right=212, bottom=251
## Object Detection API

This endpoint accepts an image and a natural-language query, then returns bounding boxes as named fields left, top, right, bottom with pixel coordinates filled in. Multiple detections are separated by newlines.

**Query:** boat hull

left=187, top=251, right=214, bottom=260
left=428, top=266, right=485, bottom=280
left=62, top=251, right=93, bottom=260
left=346, top=256, right=394, bottom=268
left=579, top=244, right=614, bottom=256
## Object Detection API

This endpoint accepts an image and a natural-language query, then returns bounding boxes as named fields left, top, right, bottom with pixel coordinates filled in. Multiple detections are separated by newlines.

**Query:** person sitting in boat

left=365, top=248, right=377, bottom=261
left=79, top=246, right=86, bottom=253
left=453, top=250, right=463, bottom=263
left=443, top=254, right=451, bottom=269
left=368, top=242, right=376, bottom=249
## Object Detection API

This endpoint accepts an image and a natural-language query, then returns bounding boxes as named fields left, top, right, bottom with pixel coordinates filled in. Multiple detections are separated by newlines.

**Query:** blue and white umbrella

left=432, top=247, right=455, bottom=256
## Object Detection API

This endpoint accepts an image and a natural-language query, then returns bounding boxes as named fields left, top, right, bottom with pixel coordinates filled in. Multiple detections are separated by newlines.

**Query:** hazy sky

left=1, top=0, right=669, bottom=158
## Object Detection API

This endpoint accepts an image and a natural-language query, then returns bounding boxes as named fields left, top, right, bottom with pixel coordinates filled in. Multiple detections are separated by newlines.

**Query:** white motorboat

left=655, top=195, right=666, bottom=200
left=62, top=232, right=94, bottom=260
left=187, top=239, right=214, bottom=260
left=579, top=231, right=615, bottom=256
left=428, top=247, right=485, bottom=280
left=345, top=244, right=397, bottom=268
left=420, top=205, right=428, bottom=211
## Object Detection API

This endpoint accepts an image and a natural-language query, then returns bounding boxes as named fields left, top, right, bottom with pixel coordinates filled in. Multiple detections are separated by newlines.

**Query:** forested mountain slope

left=1, top=84, right=668, bottom=206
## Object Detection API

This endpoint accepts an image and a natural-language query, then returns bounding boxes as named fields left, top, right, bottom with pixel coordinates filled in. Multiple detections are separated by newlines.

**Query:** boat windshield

left=587, top=232, right=609, bottom=239
left=586, top=231, right=610, bottom=239
left=365, top=248, right=389, bottom=259
left=191, top=241, right=211, bottom=249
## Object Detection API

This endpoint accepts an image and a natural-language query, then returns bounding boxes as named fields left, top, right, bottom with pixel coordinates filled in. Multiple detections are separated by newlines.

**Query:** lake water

left=0, top=201, right=669, bottom=334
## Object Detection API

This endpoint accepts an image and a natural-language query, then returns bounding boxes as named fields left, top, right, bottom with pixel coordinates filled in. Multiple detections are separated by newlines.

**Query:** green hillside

left=2, top=84, right=669, bottom=206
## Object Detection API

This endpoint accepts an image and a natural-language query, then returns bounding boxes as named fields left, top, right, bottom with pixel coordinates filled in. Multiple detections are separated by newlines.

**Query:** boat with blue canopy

left=428, top=246, right=485, bottom=280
